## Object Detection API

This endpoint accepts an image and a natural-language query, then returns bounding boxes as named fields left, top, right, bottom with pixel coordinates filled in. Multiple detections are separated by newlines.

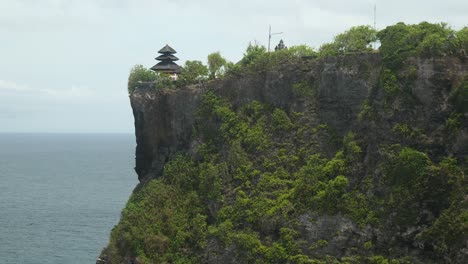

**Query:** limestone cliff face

left=132, top=54, right=380, bottom=181
left=99, top=53, right=468, bottom=264
left=131, top=53, right=467, bottom=182
left=131, top=84, right=206, bottom=181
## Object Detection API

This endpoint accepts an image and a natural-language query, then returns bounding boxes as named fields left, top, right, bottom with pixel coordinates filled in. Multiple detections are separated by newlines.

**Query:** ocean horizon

left=0, top=133, right=138, bottom=263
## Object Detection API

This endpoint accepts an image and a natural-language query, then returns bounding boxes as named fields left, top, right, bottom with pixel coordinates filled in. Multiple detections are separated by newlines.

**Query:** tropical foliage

left=107, top=89, right=466, bottom=262
left=207, top=52, right=228, bottom=79
left=177, top=60, right=209, bottom=86
left=117, top=22, right=467, bottom=263
left=319, top=25, right=377, bottom=56
left=127, top=64, right=158, bottom=93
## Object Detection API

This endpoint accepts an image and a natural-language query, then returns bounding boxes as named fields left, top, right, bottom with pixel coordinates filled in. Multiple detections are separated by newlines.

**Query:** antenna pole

left=268, top=25, right=271, bottom=52
left=373, top=4, right=376, bottom=31
left=373, top=3, right=377, bottom=49
left=268, top=25, right=283, bottom=52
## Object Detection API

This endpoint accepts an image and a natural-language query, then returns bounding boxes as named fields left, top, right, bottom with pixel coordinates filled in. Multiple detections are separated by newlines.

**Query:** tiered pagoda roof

left=151, top=44, right=181, bottom=74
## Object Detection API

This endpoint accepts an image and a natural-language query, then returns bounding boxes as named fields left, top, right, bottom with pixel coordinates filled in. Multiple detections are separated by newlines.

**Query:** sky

left=0, top=0, right=467, bottom=133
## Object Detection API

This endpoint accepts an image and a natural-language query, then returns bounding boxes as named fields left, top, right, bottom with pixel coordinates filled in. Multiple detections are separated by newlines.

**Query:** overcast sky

left=0, top=0, right=466, bottom=133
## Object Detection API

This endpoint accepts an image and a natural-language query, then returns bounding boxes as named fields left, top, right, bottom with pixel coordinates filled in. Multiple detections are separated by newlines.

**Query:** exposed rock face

left=131, top=84, right=206, bottom=181
left=132, top=54, right=381, bottom=181
left=131, top=53, right=467, bottom=182
left=100, top=53, right=467, bottom=263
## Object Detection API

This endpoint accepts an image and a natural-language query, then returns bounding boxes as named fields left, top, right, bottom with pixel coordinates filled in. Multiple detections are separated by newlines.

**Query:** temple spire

left=150, top=44, right=181, bottom=78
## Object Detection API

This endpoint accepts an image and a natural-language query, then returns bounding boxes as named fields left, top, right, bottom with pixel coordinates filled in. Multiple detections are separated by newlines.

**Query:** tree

left=418, top=33, right=446, bottom=57
left=207, top=52, right=227, bottom=79
left=127, top=64, right=158, bottom=93
left=456, top=27, right=468, bottom=51
left=334, top=25, right=377, bottom=53
left=378, top=22, right=454, bottom=69
left=178, top=60, right=209, bottom=85
left=318, top=42, right=340, bottom=57
left=239, top=43, right=267, bottom=66
left=318, top=25, right=377, bottom=57
left=416, top=22, right=453, bottom=57
left=287, top=45, right=317, bottom=57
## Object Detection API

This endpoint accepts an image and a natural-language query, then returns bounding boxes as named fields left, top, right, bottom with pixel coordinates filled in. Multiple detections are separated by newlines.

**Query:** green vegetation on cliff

left=107, top=90, right=466, bottom=263
left=128, top=22, right=468, bottom=95
left=110, top=22, right=467, bottom=264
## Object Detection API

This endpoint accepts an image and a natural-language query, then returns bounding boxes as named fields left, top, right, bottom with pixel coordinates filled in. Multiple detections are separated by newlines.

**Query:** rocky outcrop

left=131, top=83, right=206, bottom=181
left=131, top=54, right=381, bottom=181
left=130, top=53, right=467, bottom=181
left=100, top=53, right=467, bottom=264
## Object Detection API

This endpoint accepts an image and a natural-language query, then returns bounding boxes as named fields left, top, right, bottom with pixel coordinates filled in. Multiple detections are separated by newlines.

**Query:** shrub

left=318, top=25, right=377, bottom=57
left=386, top=147, right=430, bottom=186
left=342, top=191, right=379, bottom=227
left=207, top=52, right=228, bottom=79
left=293, top=81, right=316, bottom=98
left=334, top=25, right=377, bottom=53
left=272, top=108, right=293, bottom=131
left=417, top=201, right=468, bottom=258
left=364, top=241, right=373, bottom=250
left=108, top=180, right=205, bottom=263
left=456, top=27, right=468, bottom=51
left=449, top=77, right=468, bottom=113
left=311, top=175, right=349, bottom=213
left=287, top=44, right=317, bottom=57
left=163, top=155, right=198, bottom=192
left=318, top=42, right=340, bottom=57
left=378, top=22, right=454, bottom=69
left=234, top=43, right=316, bottom=74
left=392, top=123, right=425, bottom=140
left=380, top=68, right=400, bottom=97
left=127, top=64, right=158, bottom=93
left=358, top=100, right=376, bottom=121
left=239, top=43, right=268, bottom=67
left=198, top=162, right=223, bottom=202
left=445, top=112, right=462, bottom=134
left=177, top=60, right=209, bottom=86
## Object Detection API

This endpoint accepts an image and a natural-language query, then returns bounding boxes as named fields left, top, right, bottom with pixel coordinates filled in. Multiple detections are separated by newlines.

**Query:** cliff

left=131, top=53, right=467, bottom=180
left=100, top=53, right=468, bottom=264
left=132, top=54, right=383, bottom=181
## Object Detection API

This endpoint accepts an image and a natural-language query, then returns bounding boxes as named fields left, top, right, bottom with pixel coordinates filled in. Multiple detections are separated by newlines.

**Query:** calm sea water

left=0, top=133, right=138, bottom=264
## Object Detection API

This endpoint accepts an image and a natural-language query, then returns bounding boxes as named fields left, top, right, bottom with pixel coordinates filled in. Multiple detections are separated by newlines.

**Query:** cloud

left=0, top=0, right=108, bottom=32
left=0, top=80, right=95, bottom=99
left=41, top=85, right=95, bottom=99
left=0, top=79, right=30, bottom=92
left=1, top=0, right=467, bottom=133
left=0, top=80, right=102, bottom=104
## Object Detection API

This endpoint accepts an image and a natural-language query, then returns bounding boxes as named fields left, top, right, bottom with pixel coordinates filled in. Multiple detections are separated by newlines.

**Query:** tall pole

left=373, top=3, right=377, bottom=49
left=268, top=25, right=271, bottom=52
left=268, top=25, right=283, bottom=52
left=373, top=4, right=376, bottom=31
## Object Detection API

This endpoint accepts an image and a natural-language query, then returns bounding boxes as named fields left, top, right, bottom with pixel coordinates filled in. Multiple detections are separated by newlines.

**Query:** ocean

left=0, top=133, right=138, bottom=264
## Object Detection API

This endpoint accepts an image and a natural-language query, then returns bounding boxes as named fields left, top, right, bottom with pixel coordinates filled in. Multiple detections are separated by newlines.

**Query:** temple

left=151, top=44, right=181, bottom=79
left=275, top=39, right=287, bottom=51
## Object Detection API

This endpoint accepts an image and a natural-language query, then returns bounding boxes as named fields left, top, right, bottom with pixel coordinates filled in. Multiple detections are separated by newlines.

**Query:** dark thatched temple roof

left=151, top=44, right=180, bottom=73
left=155, top=54, right=179, bottom=61
left=150, top=61, right=181, bottom=73
left=158, top=44, right=177, bottom=54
